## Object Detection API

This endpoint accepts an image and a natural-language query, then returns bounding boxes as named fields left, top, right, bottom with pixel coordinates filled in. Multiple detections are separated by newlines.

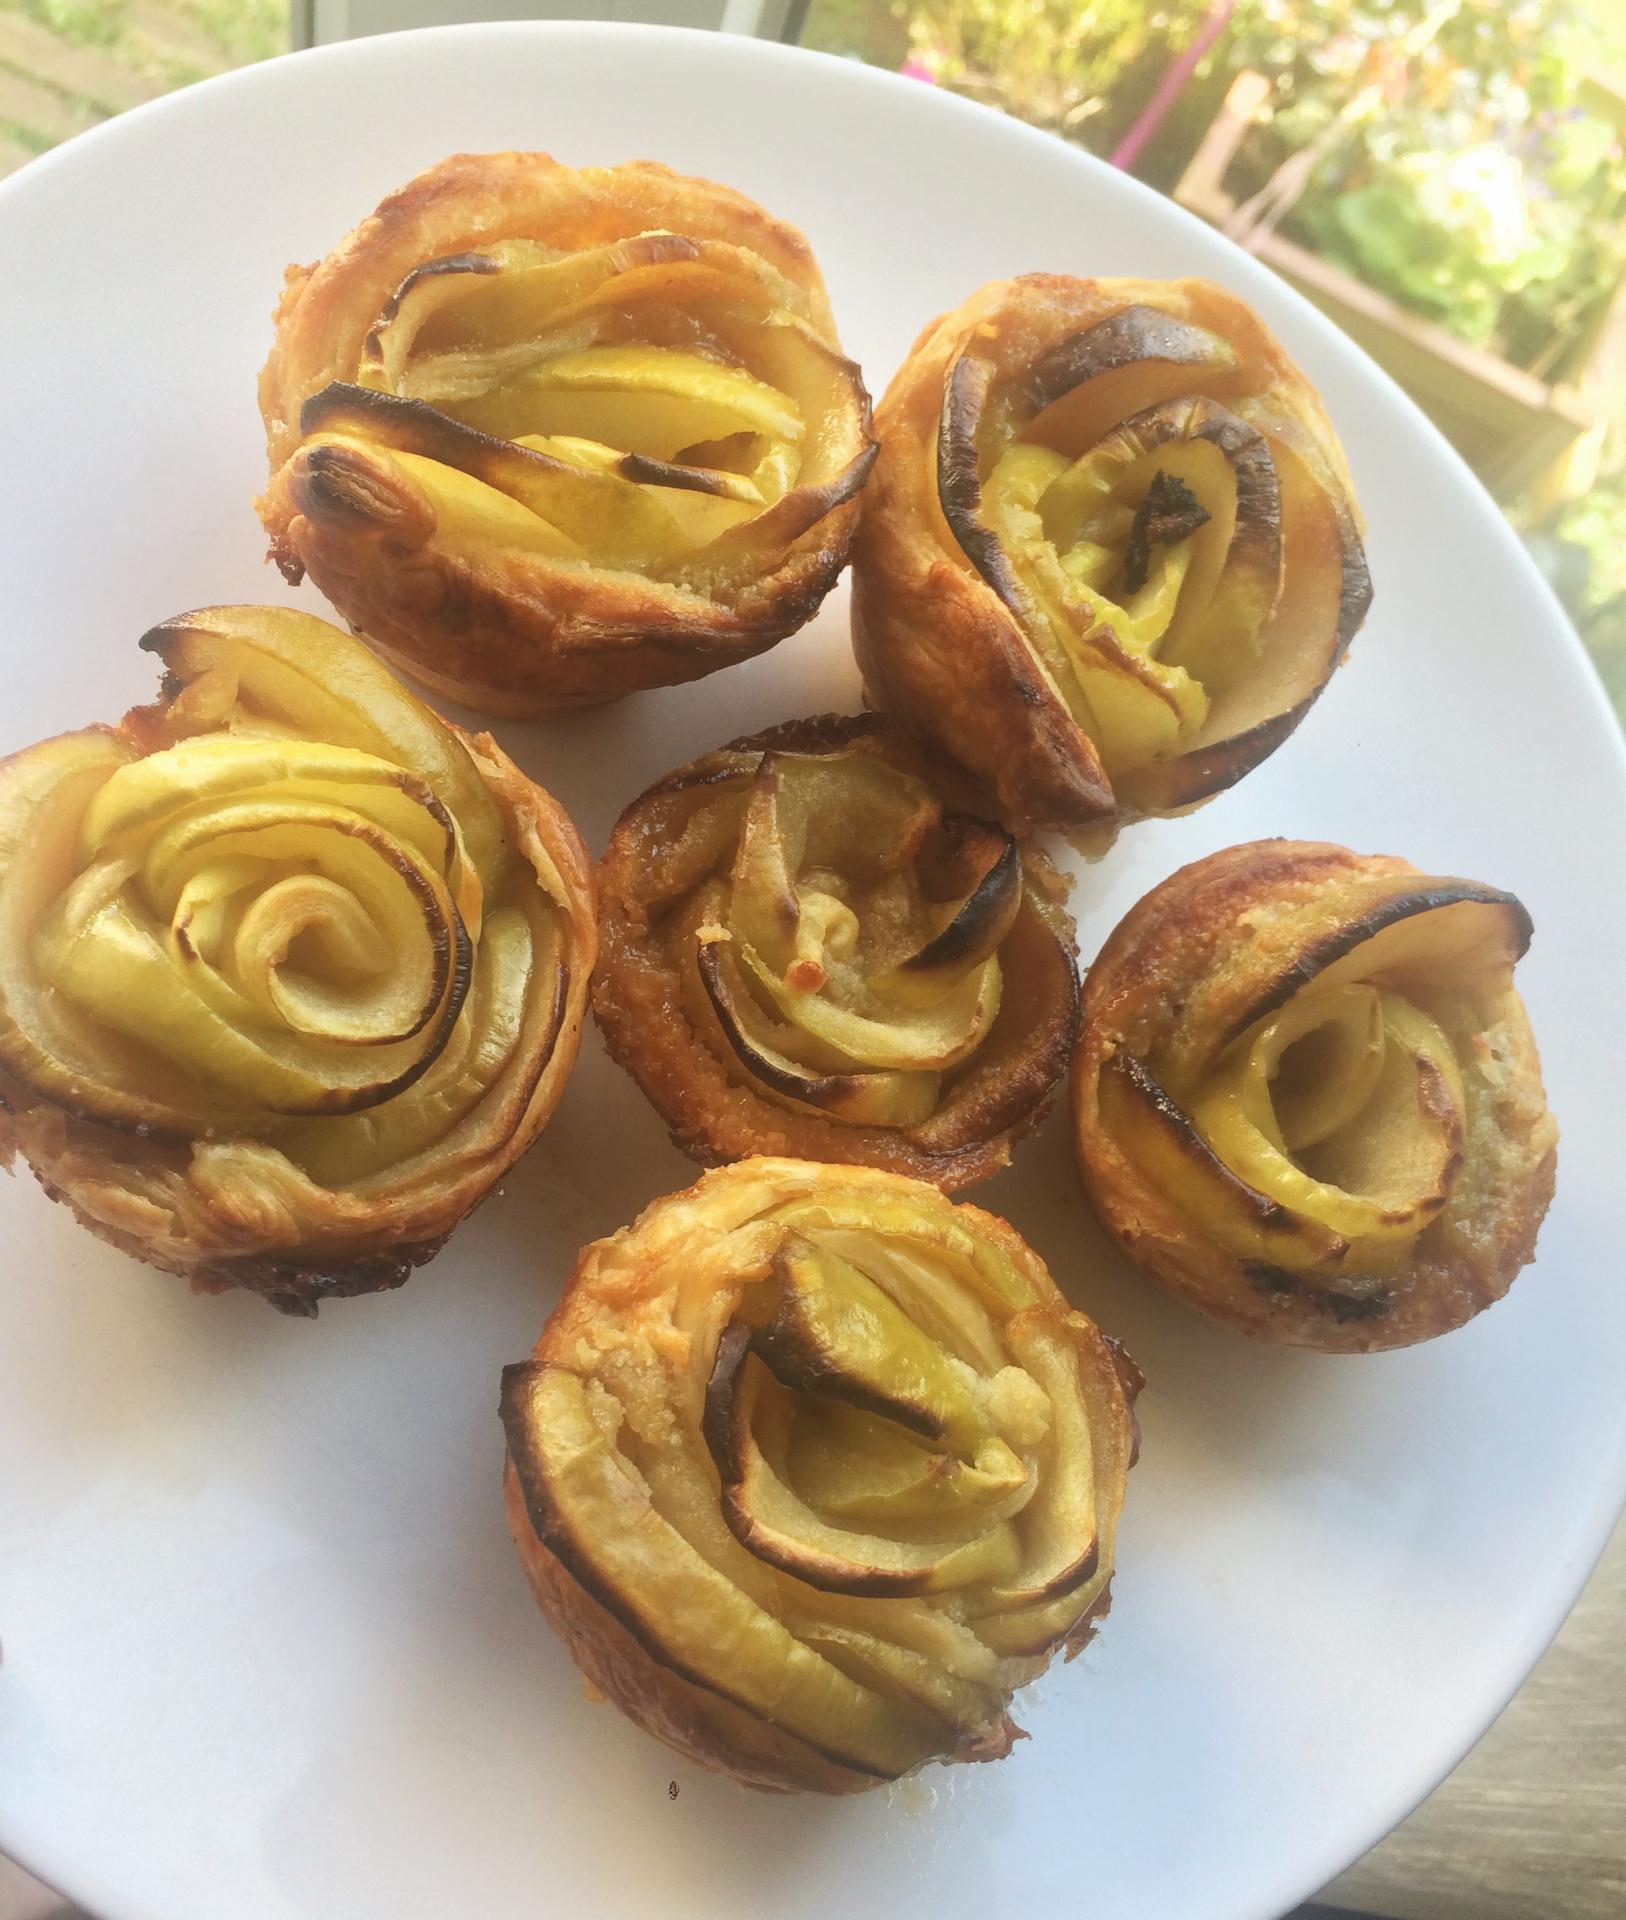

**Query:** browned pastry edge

left=502, top=1456, right=890, bottom=1794
left=261, top=461, right=873, bottom=717
left=591, top=713, right=1080, bottom=1190
left=3, top=1138, right=453, bottom=1318
left=1070, top=839, right=1558, bottom=1352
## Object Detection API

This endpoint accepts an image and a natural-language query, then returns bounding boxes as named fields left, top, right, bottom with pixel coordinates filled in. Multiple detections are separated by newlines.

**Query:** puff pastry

left=258, top=152, right=875, bottom=714
left=1072, top=841, right=1556, bottom=1350
left=500, top=1156, right=1138, bottom=1792
left=592, top=716, right=1079, bottom=1189
left=852, top=277, right=1372, bottom=841
left=0, top=605, right=595, bottom=1314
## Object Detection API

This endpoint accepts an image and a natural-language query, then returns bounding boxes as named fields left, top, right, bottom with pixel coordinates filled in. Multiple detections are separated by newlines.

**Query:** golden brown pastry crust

left=0, top=606, right=596, bottom=1314
left=502, top=1464, right=880, bottom=1795
left=500, top=1157, right=1137, bottom=1792
left=258, top=152, right=875, bottom=714
left=1072, top=840, right=1557, bottom=1351
left=852, top=276, right=1371, bottom=841
left=592, top=715, right=1079, bottom=1189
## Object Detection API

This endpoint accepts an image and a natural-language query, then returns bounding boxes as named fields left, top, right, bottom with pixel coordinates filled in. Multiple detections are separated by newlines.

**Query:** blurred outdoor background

left=1, top=0, right=1622, bottom=720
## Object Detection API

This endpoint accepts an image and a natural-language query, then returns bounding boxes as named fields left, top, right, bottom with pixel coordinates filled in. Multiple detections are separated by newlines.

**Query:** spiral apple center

left=979, top=393, right=1283, bottom=775
left=32, top=737, right=475, bottom=1118
left=704, top=1227, right=1099, bottom=1608
left=687, top=748, right=1021, bottom=1129
left=1192, top=980, right=1468, bottom=1272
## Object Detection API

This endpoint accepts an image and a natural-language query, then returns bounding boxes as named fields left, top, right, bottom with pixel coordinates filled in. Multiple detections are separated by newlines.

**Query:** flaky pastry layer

left=1071, top=840, right=1556, bottom=1350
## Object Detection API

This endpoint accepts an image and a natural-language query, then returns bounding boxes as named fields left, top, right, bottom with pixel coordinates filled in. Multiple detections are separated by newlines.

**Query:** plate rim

left=1, top=22, right=1623, bottom=1920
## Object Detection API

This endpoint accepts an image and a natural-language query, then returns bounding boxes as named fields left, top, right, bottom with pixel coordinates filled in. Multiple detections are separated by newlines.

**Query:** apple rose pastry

left=593, top=716, right=1079, bottom=1189
left=257, top=152, right=875, bottom=713
left=852, top=277, right=1372, bottom=840
left=1072, top=841, right=1557, bottom=1351
left=500, top=1157, right=1138, bottom=1792
left=0, top=605, right=594, bottom=1315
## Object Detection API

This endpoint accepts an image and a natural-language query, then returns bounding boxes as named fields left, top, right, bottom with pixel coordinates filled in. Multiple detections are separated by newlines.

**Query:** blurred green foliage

left=19, top=0, right=122, bottom=47
left=12, top=0, right=286, bottom=70
left=799, top=0, right=1626, bottom=719
left=1549, top=460, right=1626, bottom=713
left=903, top=0, right=1208, bottom=145
left=803, top=0, right=1626, bottom=380
left=1226, top=1, right=1626, bottom=380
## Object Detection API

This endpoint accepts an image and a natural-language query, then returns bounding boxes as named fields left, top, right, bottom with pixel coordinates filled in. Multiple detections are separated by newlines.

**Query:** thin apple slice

left=1242, top=982, right=1387, bottom=1153
left=889, top=821, right=1021, bottom=990
left=1213, top=884, right=1533, bottom=1051
left=693, top=936, right=939, bottom=1128
left=1194, top=989, right=1466, bottom=1243
left=81, top=736, right=455, bottom=875
left=502, top=1360, right=947, bottom=1779
left=36, top=801, right=468, bottom=1116
left=1020, top=304, right=1242, bottom=452
left=726, top=749, right=938, bottom=979
left=452, top=346, right=802, bottom=460
left=274, top=901, right=555, bottom=1184
left=0, top=732, right=247, bottom=1136
left=704, top=1340, right=1021, bottom=1597
left=979, top=1315, right=1098, bottom=1608
left=368, top=234, right=705, bottom=377
left=139, top=605, right=510, bottom=900
left=787, top=1398, right=1032, bottom=1528
left=1041, top=397, right=1283, bottom=689
left=1099, top=1048, right=1348, bottom=1272
left=740, top=937, right=1002, bottom=1075
left=795, top=1621, right=1008, bottom=1741
left=979, top=438, right=1206, bottom=769
left=297, top=388, right=688, bottom=564
left=770, top=1186, right=1041, bottom=1319
left=752, top=1236, right=990, bottom=1449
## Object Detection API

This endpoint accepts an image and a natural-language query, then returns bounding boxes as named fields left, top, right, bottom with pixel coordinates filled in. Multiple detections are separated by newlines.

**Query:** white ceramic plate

left=1, top=24, right=1623, bottom=1920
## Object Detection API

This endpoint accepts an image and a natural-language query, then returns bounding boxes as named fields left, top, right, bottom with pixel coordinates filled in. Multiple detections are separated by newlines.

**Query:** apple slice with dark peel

left=298, top=383, right=683, bottom=560
left=1213, top=882, right=1532, bottom=1050
left=895, top=822, right=1021, bottom=983
left=980, top=1315, right=1099, bottom=1607
left=365, top=233, right=707, bottom=389
left=615, top=451, right=764, bottom=501
left=704, top=1343, right=1022, bottom=1597
left=139, top=605, right=510, bottom=899
left=501, top=1359, right=947, bottom=1779
left=1193, top=988, right=1468, bottom=1256
left=694, top=938, right=939, bottom=1129
left=1099, top=1049, right=1348, bottom=1271
left=1020, top=305, right=1242, bottom=451
left=752, top=1237, right=990, bottom=1450
left=937, top=353, right=1029, bottom=621
left=1111, top=694, right=1314, bottom=816
left=362, top=250, right=500, bottom=380
left=796, top=1621, right=1008, bottom=1740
